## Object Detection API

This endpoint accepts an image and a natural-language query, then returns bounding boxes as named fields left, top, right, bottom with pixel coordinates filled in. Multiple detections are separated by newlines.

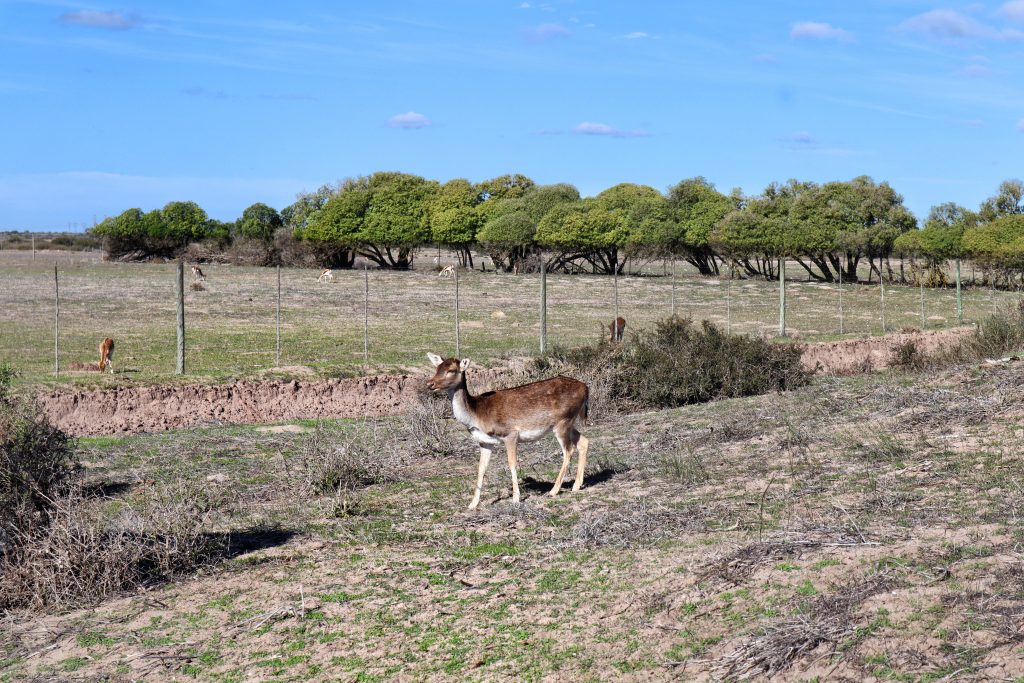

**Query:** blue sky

left=3, top=0, right=1024, bottom=229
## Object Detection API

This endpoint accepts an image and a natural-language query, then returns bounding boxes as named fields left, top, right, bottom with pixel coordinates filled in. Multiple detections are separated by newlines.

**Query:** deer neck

left=448, top=373, right=477, bottom=429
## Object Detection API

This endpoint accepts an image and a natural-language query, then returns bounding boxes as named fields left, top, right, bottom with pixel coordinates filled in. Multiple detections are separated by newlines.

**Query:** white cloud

left=954, top=57, right=987, bottom=76
left=520, top=23, right=570, bottom=42
left=573, top=121, right=651, bottom=138
left=59, top=10, right=143, bottom=30
left=897, top=9, right=1024, bottom=42
left=790, top=21, right=853, bottom=42
left=624, top=31, right=649, bottom=39
left=998, top=0, right=1024, bottom=22
left=518, top=2, right=531, bottom=8
left=387, top=111, right=432, bottom=129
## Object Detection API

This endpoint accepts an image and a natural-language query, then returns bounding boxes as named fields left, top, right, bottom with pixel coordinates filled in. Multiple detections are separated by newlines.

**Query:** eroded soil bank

left=39, top=328, right=974, bottom=436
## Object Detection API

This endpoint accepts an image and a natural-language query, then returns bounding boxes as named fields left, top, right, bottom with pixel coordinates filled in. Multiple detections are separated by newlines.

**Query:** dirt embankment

left=40, top=328, right=974, bottom=436
left=799, top=326, right=974, bottom=374
left=40, top=375, right=424, bottom=437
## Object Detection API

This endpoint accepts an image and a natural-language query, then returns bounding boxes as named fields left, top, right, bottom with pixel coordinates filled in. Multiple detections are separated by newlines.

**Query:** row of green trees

left=90, top=173, right=1024, bottom=283
left=92, top=201, right=283, bottom=259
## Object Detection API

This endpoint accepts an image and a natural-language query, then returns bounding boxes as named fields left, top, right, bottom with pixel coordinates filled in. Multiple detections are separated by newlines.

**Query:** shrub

left=0, top=480, right=226, bottom=610
left=285, top=423, right=397, bottom=514
left=969, top=301, right=1024, bottom=359
left=532, top=316, right=809, bottom=412
left=403, top=388, right=468, bottom=459
left=890, top=340, right=927, bottom=371
left=0, top=365, right=78, bottom=546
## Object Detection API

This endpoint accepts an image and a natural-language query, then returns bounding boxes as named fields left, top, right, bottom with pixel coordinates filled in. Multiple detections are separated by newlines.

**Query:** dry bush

left=402, top=389, right=469, bottom=459
left=569, top=500, right=709, bottom=549
left=190, top=281, right=206, bottom=292
left=531, top=317, right=809, bottom=414
left=714, top=573, right=895, bottom=678
left=0, top=480, right=227, bottom=611
left=180, top=241, right=225, bottom=265
left=224, top=237, right=276, bottom=266
left=969, top=300, right=1024, bottom=359
left=0, top=364, right=78, bottom=550
left=890, top=339, right=927, bottom=371
left=285, top=422, right=399, bottom=515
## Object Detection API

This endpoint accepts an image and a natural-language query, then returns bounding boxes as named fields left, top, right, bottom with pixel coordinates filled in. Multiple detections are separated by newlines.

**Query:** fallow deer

left=318, top=268, right=333, bottom=283
left=609, top=317, right=626, bottom=343
left=98, top=337, right=115, bottom=374
left=427, top=353, right=590, bottom=509
left=191, top=265, right=205, bottom=281
left=438, top=264, right=455, bottom=279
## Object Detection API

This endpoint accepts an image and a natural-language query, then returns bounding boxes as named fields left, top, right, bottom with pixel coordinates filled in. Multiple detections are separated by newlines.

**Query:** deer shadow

left=208, top=527, right=298, bottom=560
left=521, top=467, right=619, bottom=494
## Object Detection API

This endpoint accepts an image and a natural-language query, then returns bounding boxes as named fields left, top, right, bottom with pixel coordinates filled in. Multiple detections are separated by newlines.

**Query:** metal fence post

left=176, top=262, right=185, bottom=374
left=880, top=277, right=886, bottom=333
left=363, top=265, right=369, bottom=365
left=539, top=262, right=547, bottom=354
left=276, top=265, right=281, bottom=367
left=956, top=258, right=963, bottom=325
left=920, top=276, right=925, bottom=328
left=53, top=262, right=59, bottom=377
left=613, top=262, right=619, bottom=323
left=778, top=257, right=787, bottom=337
left=838, top=265, right=844, bottom=335
left=454, top=264, right=461, bottom=358
left=670, top=259, right=676, bottom=317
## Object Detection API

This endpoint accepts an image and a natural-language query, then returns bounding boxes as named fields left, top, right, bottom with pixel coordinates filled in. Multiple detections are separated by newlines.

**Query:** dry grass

left=1, top=249, right=1017, bottom=388
left=6, top=356, right=1024, bottom=680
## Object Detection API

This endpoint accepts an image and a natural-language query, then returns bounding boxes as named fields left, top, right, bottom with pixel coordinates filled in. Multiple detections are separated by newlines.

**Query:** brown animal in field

left=438, top=264, right=455, bottom=278
left=609, top=317, right=626, bottom=343
left=98, top=337, right=115, bottom=374
left=191, top=265, right=205, bottom=281
left=427, top=353, right=590, bottom=509
left=318, top=268, right=333, bottom=283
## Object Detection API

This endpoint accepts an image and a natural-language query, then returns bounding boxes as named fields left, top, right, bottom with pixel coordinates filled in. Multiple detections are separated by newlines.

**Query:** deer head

left=426, top=353, right=470, bottom=391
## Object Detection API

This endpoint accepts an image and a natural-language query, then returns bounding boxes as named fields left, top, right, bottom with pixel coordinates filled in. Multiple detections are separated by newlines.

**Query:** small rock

left=206, top=473, right=229, bottom=484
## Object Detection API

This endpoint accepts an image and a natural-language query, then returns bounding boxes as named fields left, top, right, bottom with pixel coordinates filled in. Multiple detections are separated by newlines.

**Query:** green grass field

left=5, top=360, right=1024, bottom=681
left=1, top=249, right=1017, bottom=387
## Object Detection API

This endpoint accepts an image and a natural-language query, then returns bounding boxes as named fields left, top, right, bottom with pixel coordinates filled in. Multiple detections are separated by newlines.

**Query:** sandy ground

left=38, top=328, right=975, bottom=436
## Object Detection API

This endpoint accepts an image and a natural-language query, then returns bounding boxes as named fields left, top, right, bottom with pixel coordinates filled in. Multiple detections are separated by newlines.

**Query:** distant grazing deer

left=98, top=337, right=115, bottom=374
left=609, top=317, right=626, bottom=343
left=318, top=268, right=333, bottom=283
left=191, top=265, right=205, bottom=281
left=438, top=264, right=455, bottom=278
left=427, top=353, right=590, bottom=509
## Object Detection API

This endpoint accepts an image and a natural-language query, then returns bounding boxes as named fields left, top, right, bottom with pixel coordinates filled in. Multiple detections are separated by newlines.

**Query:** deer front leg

left=504, top=434, right=521, bottom=504
left=468, top=446, right=493, bottom=510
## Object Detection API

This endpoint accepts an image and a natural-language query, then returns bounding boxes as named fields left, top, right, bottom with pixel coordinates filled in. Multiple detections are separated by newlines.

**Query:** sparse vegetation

left=534, top=316, right=810, bottom=411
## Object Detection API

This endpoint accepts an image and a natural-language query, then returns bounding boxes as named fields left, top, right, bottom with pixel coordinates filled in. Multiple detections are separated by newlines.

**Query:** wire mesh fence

left=1, top=249, right=1020, bottom=384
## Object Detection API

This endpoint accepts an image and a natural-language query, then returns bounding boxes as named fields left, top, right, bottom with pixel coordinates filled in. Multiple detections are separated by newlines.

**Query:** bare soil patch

left=800, top=326, right=974, bottom=374
left=40, top=330, right=974, bottom=436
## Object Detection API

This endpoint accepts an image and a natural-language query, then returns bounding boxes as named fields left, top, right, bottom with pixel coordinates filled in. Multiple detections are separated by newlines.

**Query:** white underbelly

left=471, top=428, right=501, bottom=446
left=518, top=427, right=550, bottom=442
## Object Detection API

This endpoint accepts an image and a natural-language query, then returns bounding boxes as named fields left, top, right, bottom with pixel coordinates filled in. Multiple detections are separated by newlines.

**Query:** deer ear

left=459, top=358, right=471, bottom=372
left=426, top=352, right=443, bottom=367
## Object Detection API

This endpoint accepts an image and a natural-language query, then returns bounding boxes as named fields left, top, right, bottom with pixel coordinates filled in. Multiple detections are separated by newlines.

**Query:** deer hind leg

left=468, top=446, right=493, bottom=510
left=504, top=434, right=521, bottom=504
left=550, top=422, right=575, bottom=497
left=572, top=431, right=589, bottom=492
